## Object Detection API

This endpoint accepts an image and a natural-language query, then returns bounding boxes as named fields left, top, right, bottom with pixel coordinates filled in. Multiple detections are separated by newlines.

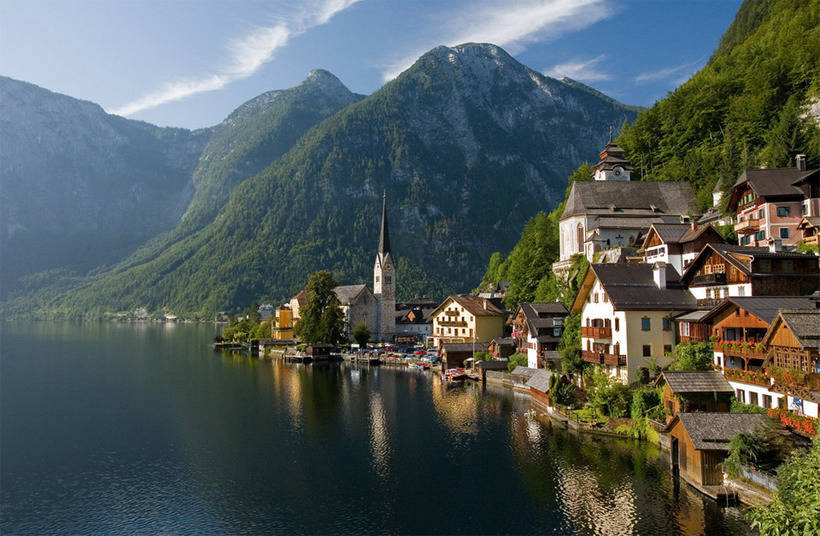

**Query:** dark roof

left=682, top=243, right=818, bottom=282
left=588, top=263, right=696, bottom=310
left=669, top=413, right=772, bottom=451
left=399, top=297, right=439, bottom=307
left=778, top=309, right=820, bottom=348
left=292, top=290, right=307, bottom=307
left=527, top=369, right=554, bottom=393
left=588, top=216, right=664, bottom=231
left=562, top=181, right=698, bottom=219
left=798, top=217, right=820, bottom=229
left=511, top=366, right=539, bottom=379
left=732, top=168, right=818, bottom=199
left=658, top=371, right=733, bottom=394
left=701, top=297, right=819, bottom=325
left=520, top=302, right=569, bottom=316
left=490, top=337, right=516, bottom=347
left=333, top=284, right=372, bottom=306
left=442, top=342, right=489, bottom=354
left=673, top=309, right=712, bottom=322
left=378, top=192, right=391, bottom=256
left=649, top=223, right=690, bottom=243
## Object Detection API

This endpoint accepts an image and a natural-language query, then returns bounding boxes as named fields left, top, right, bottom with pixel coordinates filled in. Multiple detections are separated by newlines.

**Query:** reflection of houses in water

left=430, top=377, right=480, bottom=435
left=368, top=393, right=391, bottom=479
left=556, top=466, right=638, bottom=536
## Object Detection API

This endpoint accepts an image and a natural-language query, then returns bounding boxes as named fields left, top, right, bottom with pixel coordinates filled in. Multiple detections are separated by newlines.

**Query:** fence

left=738, top=465, right=778, bottom=491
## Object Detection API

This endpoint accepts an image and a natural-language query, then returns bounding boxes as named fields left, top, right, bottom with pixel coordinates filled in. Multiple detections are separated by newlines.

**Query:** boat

left=417, top=363, right=430, bottom=370
left=442, top=368, right=467, bottom=384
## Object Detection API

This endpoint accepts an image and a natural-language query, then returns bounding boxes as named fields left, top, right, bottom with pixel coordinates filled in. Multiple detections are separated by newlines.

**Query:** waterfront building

left=273, top=305, right=295, bottom=340
left=640, top=222, right=724, bottom=275
left=680, top=243, right=820, bottom=309
left=572, top=262, right=696, bottom=384
left=487, top=337, right=516, bottom=359
left=394, top=298, right=437, bottom=343
left=655, top=371, right=733, bottom=421
left=666, top=413, right=773, bottom=487
left=430, top=295, right=505, bottom=347
left=441, top=342, right=490, bottom=369
left=510, top=302, right=568, bottom=369
left=727, top=155, right=820, bottom=248
left=552, top=138, right=698, bottom=276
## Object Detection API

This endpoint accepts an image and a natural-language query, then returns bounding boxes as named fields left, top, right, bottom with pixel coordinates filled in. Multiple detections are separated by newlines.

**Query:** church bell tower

left=374, top=192, right=396, bottom=341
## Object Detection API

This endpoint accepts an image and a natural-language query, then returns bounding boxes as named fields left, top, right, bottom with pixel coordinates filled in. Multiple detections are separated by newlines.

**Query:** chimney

left=796, top=154, right=807, bottom=172
left=769, top=238, right=782, bottom=253
left=653, top=261, right=667, bottom=289
left=690, top=221, right=697, bottom=231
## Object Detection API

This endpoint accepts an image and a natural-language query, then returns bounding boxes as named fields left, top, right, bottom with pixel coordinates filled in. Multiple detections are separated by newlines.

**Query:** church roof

left=378, top=192, right=391, bottom=257
left=561, top=181, right=698, bottom=220
left=333, top=284, right=373, bottom=306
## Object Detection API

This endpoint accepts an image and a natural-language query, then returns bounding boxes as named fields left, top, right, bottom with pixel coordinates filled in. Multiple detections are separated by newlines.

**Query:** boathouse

left=654, top=370, right=733, bottom=421
left=441, top=342, right=489, bottom=369
left=665, top=413, right=771, bottom=486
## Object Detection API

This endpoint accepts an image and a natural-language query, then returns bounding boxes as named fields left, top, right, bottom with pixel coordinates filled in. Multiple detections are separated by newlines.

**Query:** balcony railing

left=714, top=342, right=768, bottom=361
left=582, top=350, right=626, bottom=366
left=692, top=273, right=726, bottom=285
left=734, top=219, right=760, bottom=233
left=581, top=326, right=612, bottom=339
left=438, top=320, right=467, bottom=327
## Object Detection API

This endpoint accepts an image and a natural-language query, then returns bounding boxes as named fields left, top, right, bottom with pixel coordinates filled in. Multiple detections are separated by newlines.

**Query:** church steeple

left=378, top=191, right=391, bottom=256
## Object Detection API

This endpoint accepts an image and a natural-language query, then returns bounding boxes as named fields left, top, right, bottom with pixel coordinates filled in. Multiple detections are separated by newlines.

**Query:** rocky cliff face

left=48, top=43, right=639, bottom=316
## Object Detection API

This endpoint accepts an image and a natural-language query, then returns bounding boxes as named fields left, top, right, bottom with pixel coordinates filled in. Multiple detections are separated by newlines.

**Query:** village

left=219, top=138, right=820, bottom=509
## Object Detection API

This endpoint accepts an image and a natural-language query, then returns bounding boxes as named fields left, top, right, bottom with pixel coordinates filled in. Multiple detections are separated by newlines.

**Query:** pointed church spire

left=378, top=190, right=390, bottom=256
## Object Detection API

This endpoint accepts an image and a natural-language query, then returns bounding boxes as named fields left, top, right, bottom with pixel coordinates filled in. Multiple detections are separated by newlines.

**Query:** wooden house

left=796, top=217, right=820, bottom=247
left=487, top=337, right=516, bottom=359
left=527, top=369, right=555, bottom=408
left=510, top=302, right=568, bottom=369
left=760, top=307, right=820, bottom=418
left=680, top=243, right=820, bottom=309
left=441, top=342, right=490, bottom=369
left=655, top=371, right=733, bottom=421
left=641, top=222, right=725, bottom=275
left=666, top=413, right=771, bottom=486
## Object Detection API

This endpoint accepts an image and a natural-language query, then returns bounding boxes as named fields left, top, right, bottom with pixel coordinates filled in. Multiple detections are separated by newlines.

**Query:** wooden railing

left=714, top=342, right=767, bottom=361
left=692, top=273, right=726, bottom=285
left=582, top=350, right=626, bottom=366
left=734, top=219, right=760, bottom=233
left=581, top=326, right=612, bottom=338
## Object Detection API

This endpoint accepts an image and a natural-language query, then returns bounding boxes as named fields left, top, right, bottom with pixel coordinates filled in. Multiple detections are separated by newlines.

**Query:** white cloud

left=111, top=0, right=359, bottom=116
left=381, top=0, right=612, bottom=81
left=543, top=54, right=610, bottom=82
left=634, top=57, right=705, bottom=85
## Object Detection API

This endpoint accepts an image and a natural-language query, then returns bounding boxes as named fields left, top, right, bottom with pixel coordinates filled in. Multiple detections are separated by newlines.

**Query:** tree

left=559, top=313, right=583, bottom=374
left=294, top=271, right=346, bottom=345
left=747, top=439, right=819, bottom=536
left=586, top=369, right=631, bottom=419
left=474, top=350, right=494, bottom=362
left=669, top=342, right=714, bottom=371
left=507, top=352, right=528, bottom=371
left=353, top=321, right=370, bottom=347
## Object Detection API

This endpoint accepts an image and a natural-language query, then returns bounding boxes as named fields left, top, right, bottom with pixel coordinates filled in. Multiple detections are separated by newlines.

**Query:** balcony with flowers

left=768, top=407, right=817, bottom=438
left=713, top=340, right=768, bottom=362
left=721, top=366, right=772, bottom=387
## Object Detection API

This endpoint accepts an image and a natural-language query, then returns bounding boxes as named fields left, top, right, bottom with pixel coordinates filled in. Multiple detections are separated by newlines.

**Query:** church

left=281, top=193, right=396, bottom=342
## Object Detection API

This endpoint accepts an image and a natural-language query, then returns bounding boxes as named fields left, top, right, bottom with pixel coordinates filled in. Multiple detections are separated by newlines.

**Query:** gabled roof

left=292, top=290, right=307, bottom=307
left=666, top=413, right=772, bottom=451
left=432, top=295, right=505, bottom=318
left=490, top=337, right=516, bottom=347
left=572, top=263, right=696, bottom=312
left=730, top=168, right=818, bottom=207
left=681, top=243, right=817, bottom=283
left=700, top=296, right=819, bottom=325
left=797, top=216, right=820, bottom=230
left=517, top=302, right=568, bottom=334
left=527, top=369, right=555, bottom=394
left=762, top=308, right=820, bottom=349
left=333, top=284, right=373, bottom=306
left=656, top=371, right=733, bottom=394
left=561, top=180, right=698, bottom=220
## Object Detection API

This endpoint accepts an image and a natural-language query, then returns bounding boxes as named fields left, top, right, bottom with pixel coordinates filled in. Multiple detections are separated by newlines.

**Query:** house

left=430, top=295, right=505, bottom=347
left=572, top=262, right=696, bottom=383
left=796, top=216, right=820, bottom=248
left=510, top=366, right=540, bottom=389
left=641, top=222, right=725, bottom=275
left=697, top=178, right=733, bottom=227
left=666, top=413, right=772, bottom=486
left=394, top=298, right=437, bottom=343
left=702, top=296, right=818, bottom=371
left=760, top=307, right=820, bottom=418
left=441, top=342, right=489, bottom=369
left=673, top=309, right=712, bottom=344
left=510, top=302, right=569, bottom=369
left=487, top=337, right=516, bottom=359
left=552, top=138, right=698, bottom=276
left=273, top=305, right=295, bottom=340
left=680, top=243, right=820, bottom=309
left=727, top=155, right=820, bottom=248
left=527, top=369, right=555, bottom=408
left=655, top=371, right=733, bottom=421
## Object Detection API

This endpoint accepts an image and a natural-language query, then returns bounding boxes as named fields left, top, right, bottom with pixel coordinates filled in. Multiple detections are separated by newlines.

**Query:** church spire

left=378, top=190, right=390, bottom=256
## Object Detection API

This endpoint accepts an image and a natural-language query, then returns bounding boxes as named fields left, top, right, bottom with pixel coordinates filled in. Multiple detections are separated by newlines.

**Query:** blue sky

left=1, top=0, right=743, bottom=129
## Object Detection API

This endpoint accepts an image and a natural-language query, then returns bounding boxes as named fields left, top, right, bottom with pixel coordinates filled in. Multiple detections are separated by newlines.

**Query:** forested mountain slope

left=43, top=43, right=638, bottom=317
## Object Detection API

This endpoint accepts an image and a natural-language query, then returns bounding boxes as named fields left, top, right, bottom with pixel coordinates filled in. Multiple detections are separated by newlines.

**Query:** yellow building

left=430, top=295, right=505, bottom=347
left=273, top=306, right=295, bottom=340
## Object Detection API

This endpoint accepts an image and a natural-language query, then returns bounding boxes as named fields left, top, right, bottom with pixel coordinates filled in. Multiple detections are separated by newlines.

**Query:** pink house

left=728, top=155, right=819, bottom=248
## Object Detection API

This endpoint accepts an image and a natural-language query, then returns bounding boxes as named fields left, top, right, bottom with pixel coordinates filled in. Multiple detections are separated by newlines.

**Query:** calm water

left=1, top=322, right=754, bottom=535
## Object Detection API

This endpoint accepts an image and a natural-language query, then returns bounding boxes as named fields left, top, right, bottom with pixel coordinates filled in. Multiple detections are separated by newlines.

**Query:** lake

left=0, top=322, right=754, bottom=535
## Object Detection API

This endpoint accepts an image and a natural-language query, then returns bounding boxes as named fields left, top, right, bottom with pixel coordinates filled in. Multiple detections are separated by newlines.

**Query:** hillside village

left=227, top=135, right=820, bottom=507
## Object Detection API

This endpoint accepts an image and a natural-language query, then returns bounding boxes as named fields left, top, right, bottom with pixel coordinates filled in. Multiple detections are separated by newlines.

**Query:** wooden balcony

left=697, top=298, right=722, bottom=308
left=803, top=234, right=819, bottom=246
left=714, top=342, right=767, bottom=361
left=581, top=326, right=612, bottom=339
left=691, top=273, right=726, bottom=286
left=438, top=320, right=467, bottom=327
left=582, top=350, right=626, bottom=366
left=734, top=219, right=760, bottom=233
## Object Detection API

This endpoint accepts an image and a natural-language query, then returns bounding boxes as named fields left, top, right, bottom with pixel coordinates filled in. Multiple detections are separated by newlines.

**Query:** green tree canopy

left=294, top=270, right=346, bottom=345
left=669, top=342, right=714, bottom=371
left=353, top=321, right=370, bottom=347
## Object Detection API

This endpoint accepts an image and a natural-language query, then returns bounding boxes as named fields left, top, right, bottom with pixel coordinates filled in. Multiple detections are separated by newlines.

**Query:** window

left=385, top=276, right=391, bottom=284
left=802, top=204, right=808, bottom=215
left=756, top=230, right=766, bottom=241
left=593, top=293, right=599, bottom=303
left=758, top=208, right=765, bottom=219
left=736, top=390, right=746, bottom=404
left=641, top=317, right=651, bottom=331
left=780, top=227, right=789, bottom=239
left=738, top=286, right=746, bottom=296
left=664, top=344, right=672, bottom=355
left=777, top=206, right=791, bottom=217
left=642, top=345, right=651, bottom=357
left=662, top=318, right=671, bottom=331
left=577, top=223, right=585, bottom=253
left=762, top=395, right=772, bottom=409
left=375, top=276, right=380, bottom=282
left=681, top=322, right=690, bottom=337
left=614, top=318, right=620, bottom=331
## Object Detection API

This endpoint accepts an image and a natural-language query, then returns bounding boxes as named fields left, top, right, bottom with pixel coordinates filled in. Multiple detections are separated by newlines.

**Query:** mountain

left=108, top=70, right=364, bottom=273
left=479, top=0, right=820, bottom=310
left=44, top=43, right=638, bottom=317
left=0, top=76, right=210, bottom=298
